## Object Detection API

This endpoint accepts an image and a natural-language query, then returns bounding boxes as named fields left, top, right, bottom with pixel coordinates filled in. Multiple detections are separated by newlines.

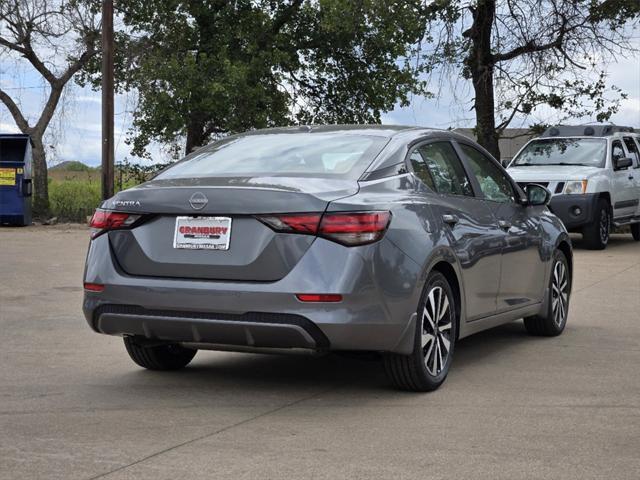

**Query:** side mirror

left=614, top=157, right=633, bottom=170
left=524, top=183, right=551, bottom=206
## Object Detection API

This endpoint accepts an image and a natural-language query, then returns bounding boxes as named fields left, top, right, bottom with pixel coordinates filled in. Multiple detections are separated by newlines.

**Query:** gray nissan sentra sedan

left=83, top=125, right=572, bottom=391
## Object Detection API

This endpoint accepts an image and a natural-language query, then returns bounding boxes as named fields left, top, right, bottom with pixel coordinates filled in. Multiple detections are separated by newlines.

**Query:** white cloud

left=74, top=95, right=102, bottom=104
left=0, top=122, right=20, bottom=133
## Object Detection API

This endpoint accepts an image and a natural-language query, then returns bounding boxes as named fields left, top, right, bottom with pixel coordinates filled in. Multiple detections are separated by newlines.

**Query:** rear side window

left=460, top=144, right=515, bottom=203
left=156, top=133, right=388, bottom=180
left=410, top=142, right=473, bottom=196
left=622, top=137, right=640, bottom=168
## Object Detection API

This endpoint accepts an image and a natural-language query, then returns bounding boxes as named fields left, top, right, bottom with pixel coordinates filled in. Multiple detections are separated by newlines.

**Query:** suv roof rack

left=541, top=125, right=634, bottom=138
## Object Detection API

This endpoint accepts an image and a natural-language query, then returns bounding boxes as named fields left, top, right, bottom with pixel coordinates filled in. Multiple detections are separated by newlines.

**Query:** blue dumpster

left=0, top=134, right=33, bottom=226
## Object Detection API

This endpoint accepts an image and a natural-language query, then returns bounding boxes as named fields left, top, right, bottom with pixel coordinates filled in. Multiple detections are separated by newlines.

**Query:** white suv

left=508, top=125, right=640, bottom=249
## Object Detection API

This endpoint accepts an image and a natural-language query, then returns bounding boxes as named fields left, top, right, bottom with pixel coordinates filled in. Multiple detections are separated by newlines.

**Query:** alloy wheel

left=551, top=261, right=569, bottom=327
left=421, top=286, right=453, bottom=376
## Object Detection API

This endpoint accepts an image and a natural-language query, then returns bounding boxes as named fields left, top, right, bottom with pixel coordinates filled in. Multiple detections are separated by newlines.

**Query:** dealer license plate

left=173, top=216, right=232, bottom=250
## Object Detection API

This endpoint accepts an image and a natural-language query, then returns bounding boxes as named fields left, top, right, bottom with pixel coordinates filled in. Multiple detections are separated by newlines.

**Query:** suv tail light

left=89, top=209, right=141, bottom=238
left=257, top=211, right=391, bottom=246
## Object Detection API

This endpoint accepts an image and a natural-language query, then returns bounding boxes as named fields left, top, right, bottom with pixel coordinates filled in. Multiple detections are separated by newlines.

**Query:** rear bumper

left=83, top=234, right=422, bottom=354
left=548, top=194, right=599, bottom=230
left=90, top=305, right=330, bottom=350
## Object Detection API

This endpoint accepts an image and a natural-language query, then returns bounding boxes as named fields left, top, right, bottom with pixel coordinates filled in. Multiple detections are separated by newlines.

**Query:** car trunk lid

left=105, top=176, right=358, bottom=282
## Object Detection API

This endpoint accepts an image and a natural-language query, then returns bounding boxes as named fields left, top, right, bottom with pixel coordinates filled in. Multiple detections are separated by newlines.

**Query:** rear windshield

left=156, top=133, right=388, bottom=180
left=511, top=138, right=607, bottom=168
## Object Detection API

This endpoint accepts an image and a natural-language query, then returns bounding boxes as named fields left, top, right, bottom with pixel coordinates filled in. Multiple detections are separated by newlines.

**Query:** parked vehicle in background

left=83, top=126, right=572, bottom=392
left=508, top=125, right=640, bottom=249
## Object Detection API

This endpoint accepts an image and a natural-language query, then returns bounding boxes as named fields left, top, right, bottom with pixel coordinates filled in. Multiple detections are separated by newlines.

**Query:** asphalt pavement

left=1, top=225, right=639, bottom=479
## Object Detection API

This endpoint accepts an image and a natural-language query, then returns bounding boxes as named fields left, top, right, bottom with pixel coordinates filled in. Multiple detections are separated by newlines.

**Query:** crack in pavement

left=84, top=385, right=340, bottom=480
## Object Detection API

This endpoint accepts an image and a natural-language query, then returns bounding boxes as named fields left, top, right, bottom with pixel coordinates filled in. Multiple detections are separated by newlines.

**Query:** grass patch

left=46, top=161, right=172, bottom=222
left=49, top=179, right=102, bottom=222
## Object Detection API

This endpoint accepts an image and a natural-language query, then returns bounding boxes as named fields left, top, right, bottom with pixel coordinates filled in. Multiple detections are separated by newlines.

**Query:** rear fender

left=391, top=246, right=465, bottom=354
left=537, top=232, right=572, bottom=321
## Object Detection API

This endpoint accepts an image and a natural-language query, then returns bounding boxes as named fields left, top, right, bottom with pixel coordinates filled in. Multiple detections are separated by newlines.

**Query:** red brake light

left=319, top=211, right=391, bottom=246
left=90, top=209, right=141, bottom=238
left=256, top=213, right=322, bottom=234
left=257, top=211, right=391, bottom=246
left=296, top=294, right=343, bottom=303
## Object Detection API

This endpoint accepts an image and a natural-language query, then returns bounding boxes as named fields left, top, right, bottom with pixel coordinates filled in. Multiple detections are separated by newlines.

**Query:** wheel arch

left=556, top=238, right=573, bottom=280
left=391, top=248, right=465, bottom=354
left=418, top=246, right=464, bottom=341
left=430, top=261, right=462, bottom=340
left=598, top=191, right=612, bottom=215
left=538, top=234, right=573, bottom=322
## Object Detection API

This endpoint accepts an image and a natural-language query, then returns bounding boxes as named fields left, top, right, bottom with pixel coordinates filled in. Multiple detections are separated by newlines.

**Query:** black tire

left=582, top=198, right=610, bottom=250
left=631, top=223, right=640, bottom=241
left=524, top=250, right=571, bottom=336
left=123, top=336, right=197, bottom=370
left=383, top=271, right=457, bottom=392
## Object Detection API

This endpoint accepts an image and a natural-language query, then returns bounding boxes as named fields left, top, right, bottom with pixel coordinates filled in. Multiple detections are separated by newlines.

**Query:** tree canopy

left=421, top=0, right=640, bottom=158
left=80, top=0, right=428, bottom=157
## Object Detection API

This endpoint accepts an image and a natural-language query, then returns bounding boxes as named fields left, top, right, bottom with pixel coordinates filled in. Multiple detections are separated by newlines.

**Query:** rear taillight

left=89, top=209, right=141, bottom=238
left=319, top=211, right=391, bottom=246
left=256, top=211, right=391, bottom=246
left=257, top=213, right=322, bottom=234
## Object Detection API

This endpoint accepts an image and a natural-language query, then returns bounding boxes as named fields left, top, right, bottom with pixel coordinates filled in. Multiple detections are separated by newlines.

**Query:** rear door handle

left=442, top=214, right=459, bottom=226
left=498, top=220, right=512, bottom=231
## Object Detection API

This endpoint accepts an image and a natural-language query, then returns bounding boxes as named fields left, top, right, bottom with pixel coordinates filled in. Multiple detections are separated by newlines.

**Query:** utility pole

left=101, top=0, right=114, bottom=200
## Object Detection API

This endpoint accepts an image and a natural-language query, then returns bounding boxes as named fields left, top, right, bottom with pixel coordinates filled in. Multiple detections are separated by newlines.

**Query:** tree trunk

left=472, top=68, right=500, bottom=160
left=466, top=0, right=501, bottom=160
left=185, top=116, right=207, bottom=155
left=30, top=134, right=49, bottom=216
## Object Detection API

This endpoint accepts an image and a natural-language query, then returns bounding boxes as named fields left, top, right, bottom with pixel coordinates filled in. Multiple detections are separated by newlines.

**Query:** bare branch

left=0, top=0, right=101, bottom=212
left=0, top=36, right=27, bottom=55
left=493, top=26, right=565, bottom=63
left=0, top=88, right=30, bottom=132
left=420, top=0, right=638, bottom=158
left=20, top=39, right=59, bottom=85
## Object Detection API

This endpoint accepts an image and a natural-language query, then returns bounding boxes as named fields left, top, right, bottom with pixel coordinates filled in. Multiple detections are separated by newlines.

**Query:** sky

left=1, top=38, right=639, bottom=167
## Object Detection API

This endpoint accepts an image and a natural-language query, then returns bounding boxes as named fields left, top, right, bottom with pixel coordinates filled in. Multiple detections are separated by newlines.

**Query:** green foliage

left=47, top=160, right=170, bottom=222
left=78, top=0, right=428, bottom=157
left=588, top=0, right=640, bottom=24
left=49, top=180, right=102, bottom=222
left=114, top=158, right=174, bottom=188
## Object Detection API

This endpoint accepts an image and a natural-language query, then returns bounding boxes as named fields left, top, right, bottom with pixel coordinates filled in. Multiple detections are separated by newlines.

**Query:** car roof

left=542, top=125, right=635, bottom=138
left=613, top=131, right=640, bottom=138
left=237, top=124, right=456, bottom=139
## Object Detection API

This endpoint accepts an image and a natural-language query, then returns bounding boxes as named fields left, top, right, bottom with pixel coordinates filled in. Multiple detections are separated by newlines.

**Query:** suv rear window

left=156, top=133, right=388, bottom=180
left=512, top=138, right=607, bottom=168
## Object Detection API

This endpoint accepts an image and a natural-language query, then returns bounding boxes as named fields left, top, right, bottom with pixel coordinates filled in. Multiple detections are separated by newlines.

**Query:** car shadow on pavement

left=452, top=320, right=534, bottom=368
left=114, top=321, right=536, bottom=393
left=570, top=232, right=635, bottom=250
